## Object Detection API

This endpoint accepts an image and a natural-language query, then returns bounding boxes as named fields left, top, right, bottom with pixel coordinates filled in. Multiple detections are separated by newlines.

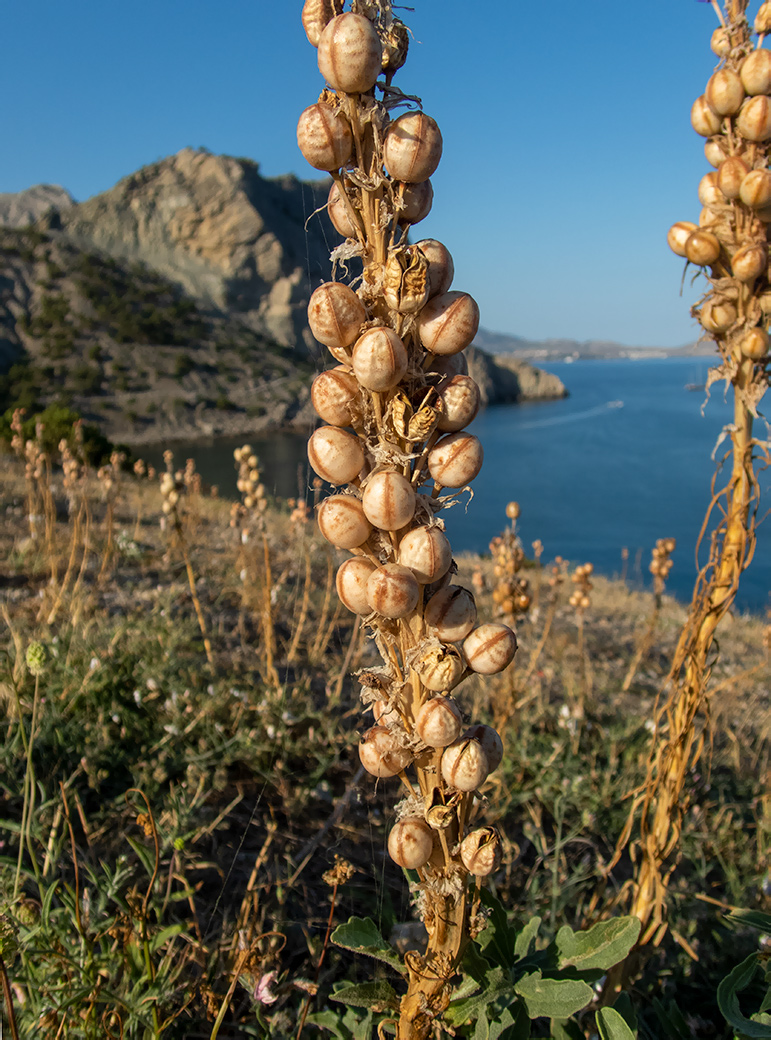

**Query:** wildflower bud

left=398, top=526, right=452, bottom=584
left=317, top=495, right=372, bottom=548
left=415, top=695, right=463, bottom=747
left=739, top=169, right=771, bottom=209
left=667, top=221, right=698, bottom=257
left=419, top=291, right=480, bottom=356
left=398, top=180, right=434, bottom=225
left=307, top=426, right=364, bottom=485
left=691, top=95, right=722, bottom=137
left=328, top=180, right=359, bottom=238
left=366, top=563, right=420, bottom=618
left=383, top=112, right=443, bottom=183
left=311, top=367, right=360, bottom=426
left=359, top=725, right=412, bottom=777
left=362, top=470, right=416, bottom=530
left=308, top=282, right=367, bottom=351
left=428, top=432, right=483, bottom=487
left=705, top=69, right=745, bottom=116
left=731, top=244, right=767, bottom=283
left=418, top=644, right=465, bottom=692
left=425, top=585, right=477, bottom=642
left=460, top=827, right=502, bottom=876
left=297, top=103, right=353, bottom=171
left=336, top=557, right=378, bottom=614
left=352, top=327, right=409, bottom=390
left=740, top=327, right=769, bottom=359
left=463, top=623, right=517, bottom=674
left=414, top=239, right=455, bottom=298
left=441, top=738, right=489, bottom=792
left=436, top=375, right=481, bottom=432
left=737, top=96, right=771, bottom=141
left=462, top=724, right=504, bottom=772
left=388, top=818, right=433, bottom=868
left=26, top=641, right=48, bottom=676
left=318, top=13, right=382, bottom=94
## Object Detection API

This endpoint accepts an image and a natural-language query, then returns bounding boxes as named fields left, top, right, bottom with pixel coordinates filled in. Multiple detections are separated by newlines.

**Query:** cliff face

left=466, top=348, right=566, bottom=406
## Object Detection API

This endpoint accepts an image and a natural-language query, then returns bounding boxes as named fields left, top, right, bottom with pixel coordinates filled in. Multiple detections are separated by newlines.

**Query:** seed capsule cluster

left=649, top=537, right=676, bottom=598
left=669, top=6, right=771, bottom=380
left=489, top=501, right=532, bottom=625
left=568, top=562, right=594, bottom=613
left=299, top=0, right=515, bottom=899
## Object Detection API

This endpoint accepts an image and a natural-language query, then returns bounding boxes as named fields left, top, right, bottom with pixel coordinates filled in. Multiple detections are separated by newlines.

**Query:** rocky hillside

left=0, top=184, right=74, bottom=230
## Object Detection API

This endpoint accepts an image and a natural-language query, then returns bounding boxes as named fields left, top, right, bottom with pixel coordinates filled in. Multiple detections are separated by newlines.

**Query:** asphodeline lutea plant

left=298, top=2, right=518, bottom=1035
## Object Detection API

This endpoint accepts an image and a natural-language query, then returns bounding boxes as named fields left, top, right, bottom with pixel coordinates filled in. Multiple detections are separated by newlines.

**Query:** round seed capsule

left=732, top=244, right=766, bottom=282
left=359, top=725, right=412, bottom=777
left=459, top=827, right=502, bottom=876
left=415, top=696, right=463, bottom=748
left=739, top=169, right=771, bottom=209
left=308, top=282, right=367, bottom=351
left=698, top=171, right=722, bottom=209
left=756, top=1, right=771, bottom=34
left=311, top=367, right=359, bottom=426
left=308, top=426, right=364, bottom=485
left=737, top=96, right=771, bottom=141
left=388, top=818, right=433, bottom=868
left=705, top=137, right=728, bottom=167
left=667, top=221, right=698, bottom=258
left=691, top=96, right=722, bottom=137
left=711, top=27, right=731, bottom=57
left=437, top=375, right=481, bottom=432
left=717, top=157, right=749, bottom=200
left=383, top=112, right=443, bottom=183
left=705, top=68, right=745, bottom=116
left=430, top=352, right=469, bottom=380
left=428, top=433, right=483, bottom=488
left=337, top=557, right=378, bottom=614
left=302, top=0, right=336, bottom=47
left=398, top=526, right=452, bottom=584
left=463, top=623, right=518, bottom=674
left=318, top=13, right=382, bottom=94
left=741, top=327, right=769, bottom=359
left=328, top=180, right=359, bottom=238
left=366, top=563, right=420, bottom=618
left=414, top=239, right=454, bottom=298
left=351, top=327, right=408, bottom=391
left=418, top=644, right=465, bottom=692
left=461, top=725, right=504, bottom=772
left=424, top=585, right=477, bottom=642
left=297, top=103, right=353, bottom=172
left=419, top=291, right=480, bottom=356
left=441, top=739, right=489, bottom=792
left=684, top=230, right=720, bottom=266
left=700, top=298, right=737, bottom=334
left=362, top=470, right=416, bottom=530
left=741, top=49, right=771, bottom=96
left=399, top=180, right=433, bottom=224
left=317, top=495, right=372, bottom=548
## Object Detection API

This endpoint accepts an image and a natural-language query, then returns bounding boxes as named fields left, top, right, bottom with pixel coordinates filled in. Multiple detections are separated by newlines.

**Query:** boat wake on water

left=518, top=400, right=624, bottom=430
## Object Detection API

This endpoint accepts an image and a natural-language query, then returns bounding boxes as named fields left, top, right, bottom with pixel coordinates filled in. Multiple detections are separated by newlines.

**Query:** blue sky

left=2, top=0, right=735, bottom=346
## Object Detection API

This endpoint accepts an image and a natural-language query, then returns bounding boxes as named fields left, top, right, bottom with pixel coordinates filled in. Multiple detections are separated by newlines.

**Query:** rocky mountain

left=0, top=184, right=74, bottom=230
left=472, top=326, right=707, bottom=361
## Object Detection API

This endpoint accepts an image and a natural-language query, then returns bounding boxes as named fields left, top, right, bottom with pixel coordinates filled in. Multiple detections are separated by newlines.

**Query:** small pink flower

left=254, top=970, right=279, bottom=1005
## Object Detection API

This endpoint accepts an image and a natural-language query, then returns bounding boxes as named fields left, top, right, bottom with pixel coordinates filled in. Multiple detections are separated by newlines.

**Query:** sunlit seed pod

left=430, top=352, right=469, bottom=380
left=739, top=168, right=771, bottom=209
left=699, top=206, right=719, bottom=227
left=307, top=426, right=364, bottom=485
left=381, top=18, right=409, bottom=75
left=327, top=180, right=358, bottom=238
left=506, top=501, right=521, bottom=520
left=366, top=563, right=420, bottom=618
left=424, top=585, right=477, bottom=642
left=336, top=557, right=378, bottom=614
left=398, top=526, right=453, bottom=584
left=441, top=739, right=489, bottom=792
left=461, top=724, right=504, bottom=772
left=737, top=95, right=771, bottom=141
left=302, top=0, right=338, bottom=47
left=463, top=623, right=518, bottom=675
left=414, top=239, right=455, bottom=298
left=419, top=291, right=480, bottom=356
left=428, top=432, right=484, bottom=488
left=691, top=95, right=723, bottom=137
left=308, top=282, right=367, bottom=350
left=684, top=230, right=720, bottom=266
left=361, top=470, right=416, bottom=530
left=667, top=221, right=699, bottom=257
left=317, top=495, right=372, bottom=548
left=700, top=298, right=737, bottom=334
left=705, top=68, right=745, bottom=116
left=383, top=247, right=430, bottom=313
left=717, top=157, right=750, bottom=200
left=418, top=645, right=465, bottom=692
left=297, top=103, right=353, bottom=172
left=351, top=327, right=408, bottom=391
left=740, top=327, right=769, bottom=359
left=399, top=180, right=434, bottom=224
left=311, top=367, right=359, bottom=426
left=460, top=827, right=502, bottom=876
left=698, top=171, right=723, bottom=209
left=760, top=291, right=771, bottom=314
left=705, top=137, right=728, bottom=167
left=318, top=13, right=382, bottom=94
left=383, top=112, right=443, bottom=183
left=373, top=699, right=401, bottom=724
left=741, top=49, right=771, bottom=96
left=711, top=27, right=731, bottom=57
left=731, top=244, right=767, bottom=282
left=359, top=725, right=412, bottom=777
left=580, top=595, right=591, bottom=609
left=388, top=818, right=433, bottom=868
left=436, top=375, right=481, bottom=432
left=415, top=696, right=463, bottom=748
left=755, top=2, right=771, bottom=35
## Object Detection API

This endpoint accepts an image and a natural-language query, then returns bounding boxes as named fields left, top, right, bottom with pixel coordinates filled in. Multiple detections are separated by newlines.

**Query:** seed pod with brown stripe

left=741, top=48, right=771, bottom=96
left=398, top=526, right=452, bottom=584
left=441, top=738, right=489, bottom=791
left=705, top=137, right=728, bottom=167
left=359, top=725, right=412, bottom=777
left=461, top=724, right=504, bottom=772
left=424, top=585, right=477, bottom=642
left=428, top=432, right=483, bottom=488
left=463, top=623, right=518, bottom=674
left=731, top=244, right=767, bottom=282
left=691, top=95, right=722, bottom=137
left=308, top=282, right=367, bottom=351
left=327, top=180, right=359, bottom=238
left=311, top=366, right=359, bottom=426
left=700, top=298, right=737, bottom=334
left=717, top=157, right=749, bottom=200
left=737, top=96, right=771, bottom=141
left=383, top=112, right=443, bottom=183
left=667, top=221, right=699, bottom=257
left=437, top=375, right=481, bottom=432
left=419, top=291, right=480, bottom=355
left=317, top=495, right=372, bottom=548
left=414, top=239, right=455, bottom=298
left=415, top=696, right=463, bottom=748
left=398, top=180, right=434, bottom=225
left=740, top=169, right=771, bottom=209
left=297, top=103, right=353, bottom=172
left=740, top=327, right=769, bottom=359
left=705, top=69, right=745, bottom=116
left=302, top=0, right=340, bottom=47
left=366, top=563, right=420, bottom=618
left=459, top=827, right=502, bottom=876
left=352, top=327, right=409, bottom=391
left=307, top=426, right=364, bottom=485
left=684, top=230, right=721, bottom=266
left=336, top=557, right=378, bottom=613
left=318, top=13, right=382, bottom=94
left=698, top=171, right=723, bottom=209
left=418, top=644, right=465, bottom=692
left=388, top=818, right=433, bottom=868
left=361, top=470, right=416, bottom=530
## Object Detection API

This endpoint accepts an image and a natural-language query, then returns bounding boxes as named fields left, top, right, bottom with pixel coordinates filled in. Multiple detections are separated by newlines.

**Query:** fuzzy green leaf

left=551, top=1018, right=585, bottom=1040
left=556, top=917, right=641, bottom=973
left=330, top=980, right=400, bottom=1012
left=515, top=916, right=541, bottom=961
left=513, top=971, right=594, bottom=1020
left=331, top=916, right=406, bottom=976
left=444, top=967, right=514, bottom=1026
left=717, top=953, right=771, bottom=1038
left=149, top=923, right=185, bottom=953
left=726, top=909, right=771, bottom=934
left=478, top=888, right=516, bottom=967
left=307, top=1008, right=373, bottom=1039
left=597, top=1007, right=637, bottom=1040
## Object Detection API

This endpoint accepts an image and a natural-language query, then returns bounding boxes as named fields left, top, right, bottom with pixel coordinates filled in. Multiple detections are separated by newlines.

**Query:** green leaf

left=513, top=971, right=594, bottom=1020
left=597, top=1007, right=637, bottom=1040
left=652, top=998, right=691, bottom=1040
left=551, top=1018, right=585, bottom=1040
left=717, top=953, right=771, bottom=1038
left=727, top=909, right=771, bottom=934
left=331, top=916, right=406, bottom=976
left=40, top=879, right=60, bottom=927
left=331, top=980, right=400, bottom=1012
left=478, top=889, right=516, bottom=967
left=612, top=992, right=638, bottom=1032
left=557, top=917, right=641, bottom=973
left=490, top=1004, right=530, bottom=1040
left=149, top=923, right=185, bottom=953
left=515, top=916, right=541, bottom=961
left=475, top=1009, right=491, bottom=1040
left=444, top=967, right=514, bottom=1026
left=306, top=1008, right=373, bottom=1040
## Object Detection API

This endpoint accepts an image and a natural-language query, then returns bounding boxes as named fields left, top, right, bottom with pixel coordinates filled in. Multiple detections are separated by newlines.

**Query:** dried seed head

left=717, top=156, right=750, bottom=200
left=737, top=95, right=771, bottom=141
left=383, top=112, right=443, bottom=183
left=436, top=374, right=481, bottom=432
left=419, top=291, right=480, bottom=356
left=739, top=168, right=771, bottom=209
left=308, top=426, right=364, bottom=485
left=667, top=221, right=699, bottom=257
left=328, top=180, right=359, bottom=238
left=302, top=0, right=340, bottom=47
left=698, top=171, right=723, bottom=209
left=691, top=95, right=723, bottom=137
left=381, top=18, right=409, bottom=75
left=428, top=432, right=484, bottom=488
left=399, top=180, right=434, bottom=225
left=700, top=298, right=737, bottom=334
left=388, top=818, right=433, bottom=868
left=414, top=239, right=455, bottom=298
left=361, top=470, right=416, bottom=530
left=740, top=327, right=769, bottom=359
left=359, top=724, right=412, bottom=777
left=398, top=525, right=453, bottom=584
left=383, top=247, right=430, bottom=314
left=705, top=137, right=728, bottom=167
left=297, top=103, right=353, bottom=171
left=441, top=738, right=489, bottom=792
left=731, top=244, right=767, bottom=282
left=684, top=230, right=721, bottom=266
left=317, top=495, right=372, bottom=548
left=705, top=68, right=745, bottom=116
left=741, top=48, right=771, bottom=96
left=424, top=585, right=477, bottom=642
left=308, top=282, right=367, bottom=350
left=366, top=563, right=420, bottom=618
left=418, top=644, right=465, bottom=692
left=318, top=13, right=382, bottom=94
left=461, top=724, right=503, bottom=772
left=463, top=623, right=518, bottom=674
left=311, top=367, right=360, bottom=426
left=755, top=2, right=771, bottom=35
left=352, top=327, right=409, bottom=390
left=415, top=695, right=463, bottom=748
left=336, top=556, right=378, bottom=613
left=459, top=827, right=502, bottom=876
left=711, top=27, right=731, bottom=57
